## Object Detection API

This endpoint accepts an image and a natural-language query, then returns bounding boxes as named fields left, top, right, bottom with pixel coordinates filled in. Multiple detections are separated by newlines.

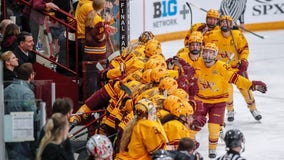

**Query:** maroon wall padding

left=33, top=62, right=79, bottom=118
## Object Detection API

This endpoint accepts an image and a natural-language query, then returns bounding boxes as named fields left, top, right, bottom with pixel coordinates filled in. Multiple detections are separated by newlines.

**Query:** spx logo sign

left=152, top=0, right=190, bottom=28
left=253, top=0, right=284, bottom=16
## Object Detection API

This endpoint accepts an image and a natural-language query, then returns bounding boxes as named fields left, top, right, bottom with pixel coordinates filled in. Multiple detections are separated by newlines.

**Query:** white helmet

left=86, top=134, right=113, bottom=160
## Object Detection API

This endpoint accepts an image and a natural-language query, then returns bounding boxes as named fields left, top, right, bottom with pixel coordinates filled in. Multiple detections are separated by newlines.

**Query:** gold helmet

left=203, top=42, right=218, bottom=63
left=145, top=39, right=162, bottom=58
left=138, top=31, right=155, bottom=44
left=206, top=9, right=219, bottom=19
left=188, top=31, right=203, bottom=44
left=170, top=88, right=189, bottom=100
left=144, top=58, right=167, bottom=70
left=163, top=95, right=193, bottom=117
left=220, top=15, right=233, bottom=24
left=203, top=42, right=218, bottom=52
left=142, top=69, right=152, bottom=84
left=134, top=98, right=157, bottom=121
left=150, top=67, right=169, bottom=83
left=158, top=77, right=178, bottom=94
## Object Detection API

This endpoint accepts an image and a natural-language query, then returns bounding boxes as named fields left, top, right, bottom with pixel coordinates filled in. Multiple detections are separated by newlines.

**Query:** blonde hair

left=86, top=0, right=106, bottom=28
left=119, top=118, right=138, bottom=152
left=36, top=113, right=68, bottom=160
left=1, top=51, right=14, bottom=62
left=0, top=50, right=13, bottom=62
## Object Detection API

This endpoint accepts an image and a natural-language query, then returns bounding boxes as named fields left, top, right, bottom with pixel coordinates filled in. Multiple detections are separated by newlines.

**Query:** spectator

left=4, top=62, right=40, bottom=160
left=1, top=23, right=20, bottom=52
left=13, top=31, right=36, bottom=66
left=84, top=0, right=116, bottom=93
left=216, top=129, right=246, bottom=160
left=220, top=0, right=247, bottom=29
left=0, top=50, right=19, bottom=87
left=38, top=97, right=75, bottom=160
left=175, top=137, right=203, bottom=160
left=21, top=0, right=59, bottom=45
left=36, top=113, right=70, bottom=160
left=0, top=19, right=14, bottom=49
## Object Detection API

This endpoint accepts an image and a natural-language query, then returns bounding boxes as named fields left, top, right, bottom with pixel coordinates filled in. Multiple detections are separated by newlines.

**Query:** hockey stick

left=188, top=2, right=265, bottom=39
left=185, top=2, right=193, bottom=27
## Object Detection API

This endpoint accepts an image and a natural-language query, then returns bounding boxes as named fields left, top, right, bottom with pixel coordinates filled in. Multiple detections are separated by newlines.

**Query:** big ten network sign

left=150, top=0, right=190, bottom=32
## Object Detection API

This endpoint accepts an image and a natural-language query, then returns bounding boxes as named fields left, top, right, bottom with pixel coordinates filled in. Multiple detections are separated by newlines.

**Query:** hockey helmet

left=158, top=77, right=178, bottom=94
left=134, top=98, right=157, bottom=121
left=86, top=134, right=113, bottom=159
left=188, top=31, right=203, bottom=44
left=220, top=15, right=233, bottom=24
left=142, top=69, right=153, bottom=84
left=203, top=42, right=218, bottom=63
left=138, top=31, right=155, bottom=44
left=170, top=88, right=189, bottom=100
left=144, top=58, right=167, bottom=70
left=163, top=95, right=193, bottom=118
left=206, top=9, right=219, bottom=19
left=150, top=67, right=169, bottom=83
left=145, top=38, right=162, bottom=58
left=224, top=129, right=245, bottom=150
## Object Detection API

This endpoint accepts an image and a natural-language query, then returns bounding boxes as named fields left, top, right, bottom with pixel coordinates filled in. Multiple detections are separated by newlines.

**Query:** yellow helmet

left=150, top=67, right=169, bottom=83
left=144, top=58, right=167, bottom=70
left=138, top=31, right=155, bottom=44
left=163, top=95, right=193, bottom=117
left=142, top=69, right=152, bottom=84
left=207, top=9, right=219, bottom=19
left=134, top=98, right=157, bottom=121
left=148, top=54, right=166, bottom=61
left=145, top=39, right=162, bottom=58
left=170, top=88, right=189, bottom=100
left=188, top=31, right=203, bottom=44
left=203, top=42, right=218, bottom=63
left=158, top=77, right=178, bottom=94
left=203, top=42, right=218, bottom=52
left=220, top=15, right=233, bottom=24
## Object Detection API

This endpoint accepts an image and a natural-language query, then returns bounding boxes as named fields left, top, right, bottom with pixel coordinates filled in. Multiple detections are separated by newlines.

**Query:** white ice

left=161, top=30, right=284, bottom=160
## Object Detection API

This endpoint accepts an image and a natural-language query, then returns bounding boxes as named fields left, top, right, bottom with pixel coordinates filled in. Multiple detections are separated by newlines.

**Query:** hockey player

left=204, top=15, right=262, bottom=122
left=177, top=31, right=203, bottom=69
left=216, top=129, right=246, bottom=160
left=161, top=95, right=195, bottom=149
left=116, top=98, right=167, bottom=160
left=194, top=42, right=266, bottom=158
left=184, top=9, right=220, bottom=46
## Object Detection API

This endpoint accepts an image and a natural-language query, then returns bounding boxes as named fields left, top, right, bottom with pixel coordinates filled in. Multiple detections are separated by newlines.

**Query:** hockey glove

left=187, top=77, right=199, bottom=97
left=190, top=115, right=207, bottom=131
left=251, top=80, right=267, bottom=93
left=237, top=59, right=248, bottom=74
